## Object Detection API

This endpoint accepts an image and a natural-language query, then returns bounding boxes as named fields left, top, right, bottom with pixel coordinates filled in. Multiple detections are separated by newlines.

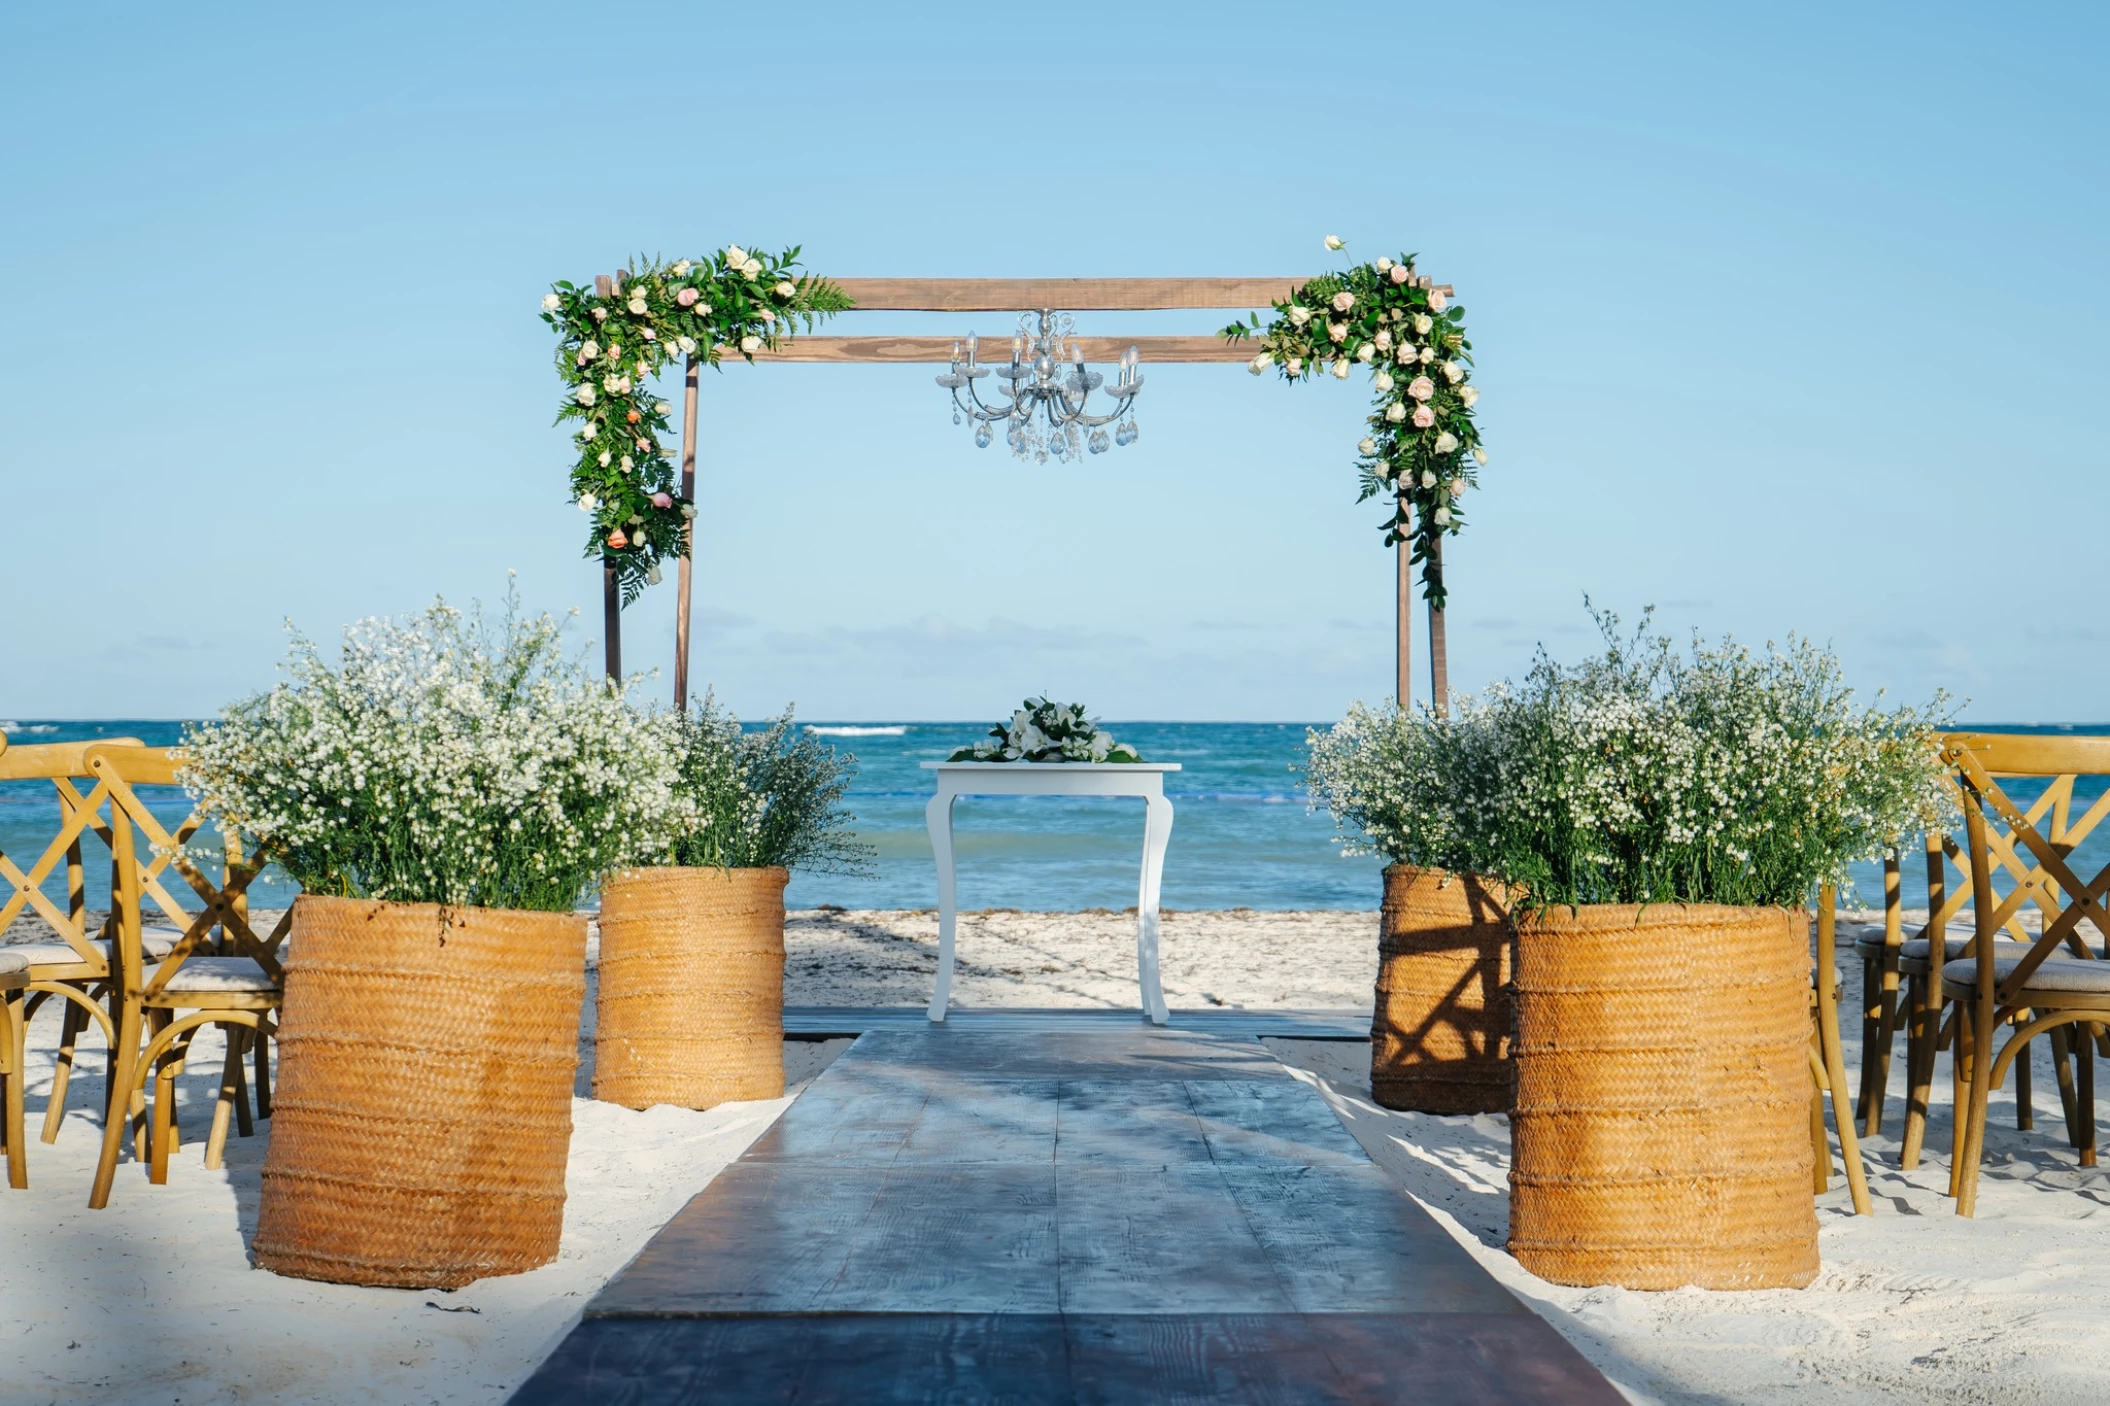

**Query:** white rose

left=1428, top=290, right=1448, bottom=311
left=1418, top=345, right=1436, bottom=364
left=626, top=297, right=647, bottom=315
left=1459, top=385, right=1480, bottom=408
left=1331, top=359, right=1351, bottom=379
left=575, top=385, right=596, bottom=406
left=1407, top=375, right=1436, bottom=401
left=635, top=360, right=649, bottom=377
left=620, top=455, right=634, bottom=472
left=1413, top=314, right=1434, bottom=335
left=1434, top=431, right=1459, bottom=454
left=1287, top=305, right=1312, bottom=327
left=1442, top=361, right=1464, bottom=384
left=1375, top=372, right=1395, bottom=392
left=577, top=492, right=600, bottom=512
left=759, top=307, right=776, bottom=322
left=1433, top=505, right=1450, bottom=525
left=1472, top=447, right=1489, bottom=467
left=1327, top=321, right=1347, bottom=343
left=1287, top=357, right=1303, bottom=374
left=1358, top=437, right=1378, bottom=455
left=580, top=339, right=600, bottom=361
left=681, top=503, right=698, bottom=519
left=1375, top=257, right=1393, bottom=272
left=1421, top=471, right=1436, bottom=488
left=676, top=335, right=698, bottom=355
left=774, top=280, right=796, bottom=297
left=591, top=307, right=607, bottom=322
left=1331, top=290, right=1354, bottom=313
left=1324, top=234, right=1344, bottom=250
left=740, top=334, right=763, bottom=353
left=646, top=564, right=663, bottom=586
left=1396, top=346, right=1416, bottom=365
left=598, top=451, right=612, bottom=467
left=1355, top=343, right=1375, bottom=363
left=1449, top=477, right=1467, bottom=496
left=1248, top=354, right=1271, bottom=375
left=654, top=400, right=672, bottom=415
left=1374, top=330, right=1392, bottom=350
left=1384, top=402, right=1406, bottom=423
left=672, top=260, right=692, bottom=276
left=541, top=293, right=561, bottom=312
left=742, top=258, right=762, bottom=277
left=726, top=246, right=748, bottom=266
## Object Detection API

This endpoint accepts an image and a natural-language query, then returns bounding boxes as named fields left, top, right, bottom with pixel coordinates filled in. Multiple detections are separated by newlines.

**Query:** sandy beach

left=5, top=908, right=2110, bottom=1403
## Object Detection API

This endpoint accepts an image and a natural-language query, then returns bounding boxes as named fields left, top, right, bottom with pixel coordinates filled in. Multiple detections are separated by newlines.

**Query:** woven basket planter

left=593, top=866, right=787, bottom=1111
left=253, top=894, right=588, bottom=1289
left=1508, top=903, right=1818, bottom=1291
left=1372, top=865, right=1514, bottom=1114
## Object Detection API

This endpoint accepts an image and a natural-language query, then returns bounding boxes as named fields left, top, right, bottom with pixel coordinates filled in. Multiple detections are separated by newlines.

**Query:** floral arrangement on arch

left=542, top=247, right=851, bottom=601
left=948, top=697, right=1144, bottom=763
left=1224, top=236, right=1485, bottom=608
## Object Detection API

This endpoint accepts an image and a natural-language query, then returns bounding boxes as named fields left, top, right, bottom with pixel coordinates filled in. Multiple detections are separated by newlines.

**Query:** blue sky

left=2, top=1, right=2103, bottom=722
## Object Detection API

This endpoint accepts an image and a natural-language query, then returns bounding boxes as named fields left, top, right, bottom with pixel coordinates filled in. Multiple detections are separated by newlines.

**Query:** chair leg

left=205, top=1026, right=244, bottom=1171
left=90, top=1005, right=142, bottom=1210
left=2016, top=1032, right=2034, bottom=1132
left=1809, top=1036, right=1831, bottom=1194
left=148, top=1046, right=179, bottom=1186
left=41, top=998, right=84, bottom=1145
left=1949, top=1000, right=1983, bottom=1207
left=1948, top=1010, right=1973, bottom=1200
left=230, top=1029, right=255, bottom=1140
left=253, top=1027, right=272, bottom=1120
left=1864, top=967, right=1902, bottom=1137
left=2079, top=1030, right=2098, bottom=1169
left=2048, top=1025, right=2082, bottom=1147
left=1819, top=982, right=1874, bottom=1215
left=1857, top=956, right=1882, bottom=1123
left=2, top=993, right=26, bottom=1190
left=1901, top=976, right=1937, bottom=1170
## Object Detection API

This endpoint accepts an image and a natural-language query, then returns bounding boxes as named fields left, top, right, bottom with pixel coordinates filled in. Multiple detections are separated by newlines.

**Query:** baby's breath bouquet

left=1472, top=611, right=1956, bottom=910
left=1304, top=701, right=1495, bottom=872
left=948, top=697, right=1143, bottom=763
left=657, top=697, right=874, bottom=874
left=180, top=589, right=678, bottom=913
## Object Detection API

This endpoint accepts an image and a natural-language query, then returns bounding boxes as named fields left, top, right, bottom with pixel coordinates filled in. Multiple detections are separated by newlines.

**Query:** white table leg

left=1136, top=792, right=1174, bottom=1025
left=926, top=790, right=958, bottom=1023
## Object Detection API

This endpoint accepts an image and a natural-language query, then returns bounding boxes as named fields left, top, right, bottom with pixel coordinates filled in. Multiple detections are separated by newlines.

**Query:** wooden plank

left=782, top=1005, right=1370, bottom=1040
left=831, top=276, right=1452, bottom=310
left=742, top=334, right=1258, bottom=364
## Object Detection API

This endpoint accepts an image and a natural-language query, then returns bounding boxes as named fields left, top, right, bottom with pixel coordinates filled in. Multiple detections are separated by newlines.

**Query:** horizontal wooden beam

left=827, top=276, right=1452, bottom=312
left=742, top=335, right=1262, bottom=364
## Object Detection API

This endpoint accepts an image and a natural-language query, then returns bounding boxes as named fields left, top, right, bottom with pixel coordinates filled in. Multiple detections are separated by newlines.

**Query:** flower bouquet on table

left=947, top=697, right=1144, bottom=763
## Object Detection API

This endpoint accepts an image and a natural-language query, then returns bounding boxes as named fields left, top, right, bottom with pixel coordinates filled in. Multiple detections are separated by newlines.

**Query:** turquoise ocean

left=3, top=719, right=2103, bottom=918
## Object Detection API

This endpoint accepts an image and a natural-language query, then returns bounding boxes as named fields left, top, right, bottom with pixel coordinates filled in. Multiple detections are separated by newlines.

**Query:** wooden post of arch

left=595, top=271, right=623, bottom=683
left=665, top=275, right=1456, bottom=711
left=674, top=352, right=700, bottom=711
left=1396, top=494, right=1413, bottom=713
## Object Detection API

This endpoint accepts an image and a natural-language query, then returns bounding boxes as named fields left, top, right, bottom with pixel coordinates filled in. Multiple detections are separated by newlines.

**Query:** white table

left=920, top=761, right=1179, bottom=1025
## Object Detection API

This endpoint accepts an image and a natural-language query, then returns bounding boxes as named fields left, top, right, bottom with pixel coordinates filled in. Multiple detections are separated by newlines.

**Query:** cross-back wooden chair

left=0, top=738, right=152, bottom=1159
left=0, top=949, right=29, bottom=1189
left=84, top=744, right=286, bottom=1208
left=1937, top=732, right=2110, bottom=1217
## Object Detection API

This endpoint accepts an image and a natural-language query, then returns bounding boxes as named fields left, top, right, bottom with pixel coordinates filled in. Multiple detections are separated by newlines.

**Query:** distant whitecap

left=806, top=725, right=909, bottom=737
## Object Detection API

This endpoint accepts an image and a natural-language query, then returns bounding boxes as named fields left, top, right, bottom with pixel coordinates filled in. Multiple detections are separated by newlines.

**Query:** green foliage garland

left=542, top=247, right=851, bottom=602
left=1224, top=237, right=1484, bottom=608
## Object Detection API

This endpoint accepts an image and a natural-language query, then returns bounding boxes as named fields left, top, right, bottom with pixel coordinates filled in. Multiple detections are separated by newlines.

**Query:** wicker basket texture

left=594, top=866, right=787, bottom=1111
left=1508, top=903, right=1818, bottom=1291
left=1371, top=866, right=1515, bottom=1114
left=252, top=894, right=587, bottom=1289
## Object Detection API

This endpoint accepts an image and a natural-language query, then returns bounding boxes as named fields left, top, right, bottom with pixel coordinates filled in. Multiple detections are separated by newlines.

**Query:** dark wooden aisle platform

left=511, top=1027, right=1620, bottom=1404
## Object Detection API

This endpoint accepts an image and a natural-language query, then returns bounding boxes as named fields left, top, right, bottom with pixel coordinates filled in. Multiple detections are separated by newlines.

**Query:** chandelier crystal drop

left=936, top=310, right=1142, bottom=463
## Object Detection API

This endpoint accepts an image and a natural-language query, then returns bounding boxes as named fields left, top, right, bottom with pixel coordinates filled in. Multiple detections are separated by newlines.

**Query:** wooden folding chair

left=0, top=950, right=28, bottom=1189
left=84, top=745, right=285, bottom=1208
left=1939, top=732, right=2110, bottom=1217
left=0, top=738, right=150, bottom=1158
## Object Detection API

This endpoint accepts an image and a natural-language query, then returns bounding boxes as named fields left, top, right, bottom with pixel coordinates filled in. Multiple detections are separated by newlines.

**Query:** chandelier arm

left=961, top=379, right=1022, bottom=420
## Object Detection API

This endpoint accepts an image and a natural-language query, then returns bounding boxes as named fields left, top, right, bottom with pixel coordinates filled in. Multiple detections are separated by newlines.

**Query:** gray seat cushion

left=7, top=927, right=187, bottom=969
left=158, top=957, right=278, bottom=994
left=0, top=949, right=29, bottom=980
left=1942, top=954, right=2110, bottom=996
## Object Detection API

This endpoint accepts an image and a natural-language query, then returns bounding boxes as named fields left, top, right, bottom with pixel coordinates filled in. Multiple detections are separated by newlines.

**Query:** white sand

left=7, top=907, right=2110, bottom=1403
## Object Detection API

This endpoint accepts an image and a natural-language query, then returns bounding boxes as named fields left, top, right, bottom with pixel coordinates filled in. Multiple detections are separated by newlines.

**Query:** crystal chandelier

left=936, top=310, right=1143, bottom=462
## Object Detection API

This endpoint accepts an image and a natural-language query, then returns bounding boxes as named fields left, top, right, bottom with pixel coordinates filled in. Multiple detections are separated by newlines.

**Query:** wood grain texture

left=833, top=277, right=1305, bottom=311
left=742, top=334, right=1259, bottom=363
left=517, top=1025, right=1622, bottom=1404
left=782, top=1005, right=1368, bottom=1039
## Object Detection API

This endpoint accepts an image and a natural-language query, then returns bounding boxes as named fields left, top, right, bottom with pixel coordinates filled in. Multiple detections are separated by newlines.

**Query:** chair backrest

left=1945, top=732, right=2110, bottom=1002
left=88, top=744, right=286, bottom=1000
left=0, top=738, right=144, bottom=964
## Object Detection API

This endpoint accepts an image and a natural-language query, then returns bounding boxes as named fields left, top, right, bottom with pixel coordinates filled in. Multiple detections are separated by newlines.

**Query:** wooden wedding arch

left=603, top=274, right=1458, bottom=715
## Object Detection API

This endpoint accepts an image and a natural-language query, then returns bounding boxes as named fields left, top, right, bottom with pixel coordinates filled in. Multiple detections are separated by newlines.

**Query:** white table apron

left=920, top=761, right=1179, bottom=1025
